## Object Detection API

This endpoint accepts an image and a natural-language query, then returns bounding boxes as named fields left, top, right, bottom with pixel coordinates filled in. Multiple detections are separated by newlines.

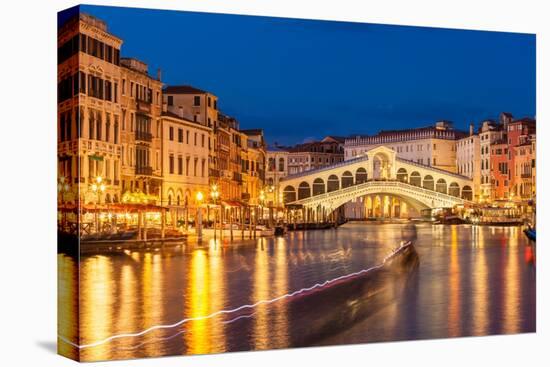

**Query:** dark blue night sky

left=63, top=5, right=536, bottom=145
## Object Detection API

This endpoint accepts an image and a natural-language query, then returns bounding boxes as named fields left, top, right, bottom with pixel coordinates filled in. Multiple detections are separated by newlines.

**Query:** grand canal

left=58, top=223, right=536, bottom=361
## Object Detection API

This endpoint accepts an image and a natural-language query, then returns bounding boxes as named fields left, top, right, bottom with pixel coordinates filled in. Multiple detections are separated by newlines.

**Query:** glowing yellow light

left=196, top=191, right=204, bottom=202
left=99, top=184, right=106, bottom=192
left=91, top=183, right=98, bottom=192
left=96, top=176, right=103, bottom=184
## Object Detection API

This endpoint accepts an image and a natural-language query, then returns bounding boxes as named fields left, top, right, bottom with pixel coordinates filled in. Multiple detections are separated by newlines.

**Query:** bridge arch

left=312, top=178, right=325, bottom=196
left=449, top=182, right=460, bottom=197
left=356, top=167, right=368, bottom=184
left=423, top=175, right=434, bottom=191
left=283, top=185, right=296, bottom=203
left=436, top=178, right=447, bottom=194
left=327, top=174, right=339, bottom=192
left=397, top=168, right=408, bottom=183
left=410, top=171, right=421, bottom=187
left=298, top=182, right=311, bottom=200
left=341, top=171, right=354, bottom=188
left=461, top=185, right=473, bottom=201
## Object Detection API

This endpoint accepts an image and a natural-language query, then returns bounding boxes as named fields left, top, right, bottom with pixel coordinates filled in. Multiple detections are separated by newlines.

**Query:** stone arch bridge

left=279, top=146, right=474, bottom=216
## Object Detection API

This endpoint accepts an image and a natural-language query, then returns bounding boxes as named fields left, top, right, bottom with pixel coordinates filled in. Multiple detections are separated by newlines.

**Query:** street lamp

left=259, top=189, right=266, bottom=225
left=91, top=176, right=106, bottom=233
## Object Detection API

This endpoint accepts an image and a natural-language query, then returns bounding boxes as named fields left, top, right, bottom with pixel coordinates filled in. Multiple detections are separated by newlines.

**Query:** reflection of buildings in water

left=81, top=256, right=114, bottom=361
left=472, top=226, right=489, bottom=335
left=208, top=241, right=226, bottom=353
left=185, top=250, right=209, bottom=355
left=253, top=238, right=270, bottom=350
left=503, top=230, right=521, bottom=334
left=114, top=264, right=137, bottom=357
left=447, top=225, right=461, bottom=337
left=272, top=237, right=289, bottom=348
left=141, top=253, right=165, bottom=357
left=58, top=255, right=79, bottom=360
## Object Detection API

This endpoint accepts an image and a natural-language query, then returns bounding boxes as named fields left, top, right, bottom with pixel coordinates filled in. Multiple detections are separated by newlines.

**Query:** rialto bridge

left=279, top=146, right=474, bottom=219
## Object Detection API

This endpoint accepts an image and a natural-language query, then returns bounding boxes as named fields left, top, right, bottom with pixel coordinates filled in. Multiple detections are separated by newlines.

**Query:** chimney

left=469, top=123, right=474, bottom=136
left=156, top=68, right=162, bottom=81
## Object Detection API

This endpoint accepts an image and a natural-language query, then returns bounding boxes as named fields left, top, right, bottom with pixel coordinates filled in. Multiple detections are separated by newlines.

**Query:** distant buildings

left=285, top=136, right=345, bottom=175
left=344, top=121, right=465, bottom=173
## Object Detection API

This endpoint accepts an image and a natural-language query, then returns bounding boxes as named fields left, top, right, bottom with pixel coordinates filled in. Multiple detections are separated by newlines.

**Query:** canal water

left=58, top=223, right=536, bottom=361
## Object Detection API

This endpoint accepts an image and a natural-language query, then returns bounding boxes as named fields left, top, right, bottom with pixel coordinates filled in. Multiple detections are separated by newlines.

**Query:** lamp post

left=196, top=191, right=204, bottom=241
left=259, top=189, right=266, bottom=226
left=210, top=184, right=220, bottom=238
left=91, top=176, right=106, bottom=233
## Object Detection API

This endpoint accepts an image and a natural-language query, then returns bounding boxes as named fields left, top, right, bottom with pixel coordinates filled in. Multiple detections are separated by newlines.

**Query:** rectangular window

left=193, top=96, right=201, bottom=106
left=178, top=156, right=183, bottom=175
left=178, top=129, right=183, bottom=143
left=79, top=34, right=87, bottom=53
left=169, top=155, right=174, bottom=174
left=169, top=127, right=174, bottom=141
left=114, top=83, right=118, bottom=103
left=167, top=95, right=173, bottom=106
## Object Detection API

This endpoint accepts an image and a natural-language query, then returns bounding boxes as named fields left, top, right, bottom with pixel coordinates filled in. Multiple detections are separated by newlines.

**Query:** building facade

left=241, top=129, right=267, bottom=205
left=266, top=146, right=289, bottom=208
left=479, top=119, right=505, bottom=202
left=58, top=13, right=123, bottom=205
left=286, top=136, right=344, bottom=175
left=345, top=121, right=464, bottom=173
left=119, top=58, right=163, bottom=202
left=456, top=124, right=481, bottom=201
left=160, top=111, right=211, bottom=210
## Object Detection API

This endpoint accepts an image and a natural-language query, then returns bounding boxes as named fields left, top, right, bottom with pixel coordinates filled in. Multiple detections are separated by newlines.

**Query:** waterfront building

left=507, top=118, right=536, bottom=199
left=162, top=85, right=218, bottom=193
left=160, top=110, right=211, bottom=211
left=344, top=121, right=464, bottom=173
left=479, top=119, right=505, bottom=202
left=266, top=146, right=289, bottom=207
left=286, top=136, right=344, bottom=175
left=58, top=13, right=123, bottom=205
left=241, top=129, right=267, bottom=205
left=119, top=58, right=163, bottom=202
left=456, top=123, right=481, bottom=201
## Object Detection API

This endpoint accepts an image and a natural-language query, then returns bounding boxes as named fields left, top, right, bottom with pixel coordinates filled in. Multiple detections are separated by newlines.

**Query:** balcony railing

left=135, top=131, right=153, bottom=142
left=135, top=166, right=153, bottom=176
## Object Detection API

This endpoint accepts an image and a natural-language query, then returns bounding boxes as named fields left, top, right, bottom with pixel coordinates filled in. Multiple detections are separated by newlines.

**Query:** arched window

left=356, top=167, right=368, bottom=184
left=327, top=175, right=339, bottom=192
left=283, top=185, right=296, bottom=203
left=410, top=171, right=421, bottom=187
left=396, top=168, right=408, bottom=183
left=461, top=186, right=473, bottom=201
left=423, top=175, right=434, bottom=191
left=298, top=182, right=311, bottom=199
left=341, top=171, right=354, bottom=188
left=312, top=178, right=325, bottom=195
left=449, top=182, right=460, bottom=197
left=436, top=178, right=447, bottom=194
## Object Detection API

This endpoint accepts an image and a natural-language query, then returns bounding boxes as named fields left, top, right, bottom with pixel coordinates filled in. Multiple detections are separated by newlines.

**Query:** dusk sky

left=62, top=5, right=536, bottom=145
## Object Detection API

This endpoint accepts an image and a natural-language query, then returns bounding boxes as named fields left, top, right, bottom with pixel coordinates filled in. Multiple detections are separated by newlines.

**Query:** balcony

left=135, top=131, right=153, bottom=142
left=135, top=166, right=153, bottom=176
left=521, top=173, right=532, bottom=179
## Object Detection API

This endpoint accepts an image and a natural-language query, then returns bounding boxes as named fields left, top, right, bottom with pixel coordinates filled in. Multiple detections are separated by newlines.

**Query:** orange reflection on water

left=253, top=238, right=270, bottom=350
left=185, top=249, right=209, bottom=355
left=141, top=253, right=165, bottom=357
left=447, top=225, right=461, bottom=337
left=503, top=228, right=520, bottom=334
left=272, top=237, right=289, bottom=348
left=472, top=226, right=488, bottom=335
left=57, top=255, right=79, bottom=360
left=207, top=240, right=226, bottom=353
left=80, top=256, right=114, bottom=361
